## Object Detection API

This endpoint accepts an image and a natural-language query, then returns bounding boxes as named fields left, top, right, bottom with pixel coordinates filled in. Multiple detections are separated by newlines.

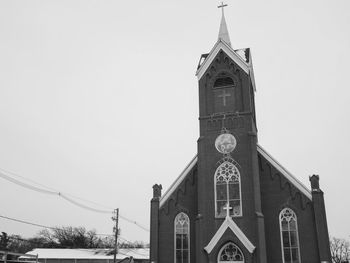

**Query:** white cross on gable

left=223, top=202, right=232, bottom=218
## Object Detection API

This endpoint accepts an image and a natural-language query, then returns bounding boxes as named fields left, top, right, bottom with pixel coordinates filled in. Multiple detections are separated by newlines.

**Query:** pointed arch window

left=175, top=212, right=190, bottom=263
left=215, top=161, right=242, bottom=217
left=218, top=242, right=244, bottom=263
left=279, top=208, right=301, bottom=263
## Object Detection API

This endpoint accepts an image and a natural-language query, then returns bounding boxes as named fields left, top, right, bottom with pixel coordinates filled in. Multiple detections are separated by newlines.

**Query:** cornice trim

left=257, top=144, right=312, bottom=200
left=204, top=216, right=255, bottom=254
left=159, top=155, right=197, bottom=208
left=196, top=40, right=249, bottom=79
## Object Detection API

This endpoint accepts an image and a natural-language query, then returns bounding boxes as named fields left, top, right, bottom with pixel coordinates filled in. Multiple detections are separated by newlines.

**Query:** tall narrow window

left=215, top=161, right=242, bottom=217
left=218, top=242, right=244, bottom=263
left=279, top=208, right=301, bottom=263
left=175, top=212, right=190, bottom=263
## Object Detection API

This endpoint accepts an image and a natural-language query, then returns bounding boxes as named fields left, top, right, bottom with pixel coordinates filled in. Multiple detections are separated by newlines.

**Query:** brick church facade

left=150, top=7, right=331, bottom=263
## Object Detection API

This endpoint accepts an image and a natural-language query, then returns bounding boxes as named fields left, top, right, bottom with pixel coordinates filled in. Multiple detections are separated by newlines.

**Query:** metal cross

left=218, top=2, right=228, bottom=15
left=218, top=89, right=231, bottom=106
left=223, top=202, right=232, bottom=218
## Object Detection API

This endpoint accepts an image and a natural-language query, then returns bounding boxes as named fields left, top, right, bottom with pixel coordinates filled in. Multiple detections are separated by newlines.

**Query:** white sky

left=0, top=0, right=349, bottom=243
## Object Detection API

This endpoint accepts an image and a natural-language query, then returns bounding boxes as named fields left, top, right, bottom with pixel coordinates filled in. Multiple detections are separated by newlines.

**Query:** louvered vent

left=214, top=77, right=234, bottom=88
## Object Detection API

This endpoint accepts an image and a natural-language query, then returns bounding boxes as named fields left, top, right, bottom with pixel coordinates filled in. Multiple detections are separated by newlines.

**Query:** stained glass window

left=218, top=242, right=244, bottom=263
left=175, top=212, right=190, bottom=263
left=215, top=161, right=242, bottom=217
left=279, top=208, right=301, bottom=263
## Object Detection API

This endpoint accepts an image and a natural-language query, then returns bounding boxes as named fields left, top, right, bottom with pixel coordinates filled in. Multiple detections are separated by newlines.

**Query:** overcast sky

left=0, top=0, right=349, bottom=243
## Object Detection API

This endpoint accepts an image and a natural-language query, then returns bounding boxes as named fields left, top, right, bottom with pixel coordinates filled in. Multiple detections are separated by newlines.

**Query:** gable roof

left=195, top=40, right=257, bottom=92
left=159, top=155, right=197, bottom=208
left=204, top=215, right=255, bottom=254
left=195, top=40, right=249, bottom=80
left=257, top=144, right=312, bottom=200
left=159, top=145, right=312, bottom=208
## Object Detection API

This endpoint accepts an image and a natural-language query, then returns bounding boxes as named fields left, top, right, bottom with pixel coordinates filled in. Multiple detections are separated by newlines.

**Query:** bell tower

left=195, top=3, right=266, bottom=262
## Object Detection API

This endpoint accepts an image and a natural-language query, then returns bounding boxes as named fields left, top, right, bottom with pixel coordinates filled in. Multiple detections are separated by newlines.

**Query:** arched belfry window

left=218, top=242, right=244, bottom=263
left=175, top=212, right=190, bottom=263
left=212, top=75, right=236, bottom=113
left=215, top=161, right=242, bottom=217
left=279, top=208, right=301, bottom=263
left=214, top=77, right=235, bottom=89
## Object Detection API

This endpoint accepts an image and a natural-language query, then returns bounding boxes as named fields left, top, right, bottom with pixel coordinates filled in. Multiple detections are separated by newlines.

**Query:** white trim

left=257, top=144, right=312, bottom=200
left=204, top=216, right=255, bottom=254
left=159, top=156, right=197, bottom=208
left=174, top=212, right=190, bottom=263
left=248, top=50, right=257, bottom=92
left=214, top=161, right=242, bottom=217
left=196, top=40, right=249, bottom=80
left=279, top=208, right=301, bottom=263
left=217, top=242, right=244, bottom=263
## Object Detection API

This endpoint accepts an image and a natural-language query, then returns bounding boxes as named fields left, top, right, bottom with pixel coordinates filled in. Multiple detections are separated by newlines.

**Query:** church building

left=150, top=5, right=332, bottom=263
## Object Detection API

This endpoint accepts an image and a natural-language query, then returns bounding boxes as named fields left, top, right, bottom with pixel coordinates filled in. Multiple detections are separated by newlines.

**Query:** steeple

left=218, top=2, right=231, bottom=47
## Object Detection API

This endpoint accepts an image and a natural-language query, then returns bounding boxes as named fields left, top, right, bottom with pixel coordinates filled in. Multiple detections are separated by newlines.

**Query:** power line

left=0, top=168, right=149, bottom=232
left=0, top=169, right=112, bottom=213
left=0, top=167, right=114, bottom=211
left=119, top=215, right=149, bottom=232
left=0, top=167, right=58, bottom=192
left=1, top=215, right=148, bottom=255
left=0, top=170, right=57, bottom=196
left=0, top=214, right=113, bottom=237
left=0, top=214, right=57, bottom=230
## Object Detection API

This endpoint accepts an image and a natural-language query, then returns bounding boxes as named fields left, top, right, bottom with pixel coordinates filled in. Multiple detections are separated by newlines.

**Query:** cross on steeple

left=217, top=2, right=231, bottom=47
left=218, top=2, right=228, bottom=15
left=223, top=202, right=232, bottom=218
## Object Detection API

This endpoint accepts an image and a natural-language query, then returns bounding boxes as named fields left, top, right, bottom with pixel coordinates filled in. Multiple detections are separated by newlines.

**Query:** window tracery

left=279, top=208, right=301, bottom=263
left=175, top=212, right=190, bottom=263
left=215, top=161, right=242, bottom=217
left=218, top=242, right=244, bottom=263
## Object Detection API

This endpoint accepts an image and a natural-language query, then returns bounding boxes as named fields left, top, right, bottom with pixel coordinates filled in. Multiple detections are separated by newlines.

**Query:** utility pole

left=112, top=208, right=119, bottom=263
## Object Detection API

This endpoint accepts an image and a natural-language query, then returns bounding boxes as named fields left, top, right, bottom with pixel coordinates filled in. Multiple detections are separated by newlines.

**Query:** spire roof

left=218, top=2, right=231, bottom=47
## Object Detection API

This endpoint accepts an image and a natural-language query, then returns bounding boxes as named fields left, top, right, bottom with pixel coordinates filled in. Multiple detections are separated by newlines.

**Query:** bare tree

left=37, top=226, right=106, bottom=248
left=330, top=237, right=350, bottom=263
left=0, top=232, right=10, bottom=250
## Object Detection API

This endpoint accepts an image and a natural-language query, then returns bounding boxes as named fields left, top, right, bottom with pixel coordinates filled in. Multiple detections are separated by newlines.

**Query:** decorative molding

left=257, top=144, right=312, bottom=200
left=199, top=111, right=252, bottom=120
left=159, top=156, right=197, bottom=208
left=206, top=116, right=245, bottom=132
left=160, top=171, right=196, bottom=215
left=196, top=40, right=249, bottom=80
left=204, top=216, right=255, bottom=254
left=259, top=156, right=309, bottom=210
